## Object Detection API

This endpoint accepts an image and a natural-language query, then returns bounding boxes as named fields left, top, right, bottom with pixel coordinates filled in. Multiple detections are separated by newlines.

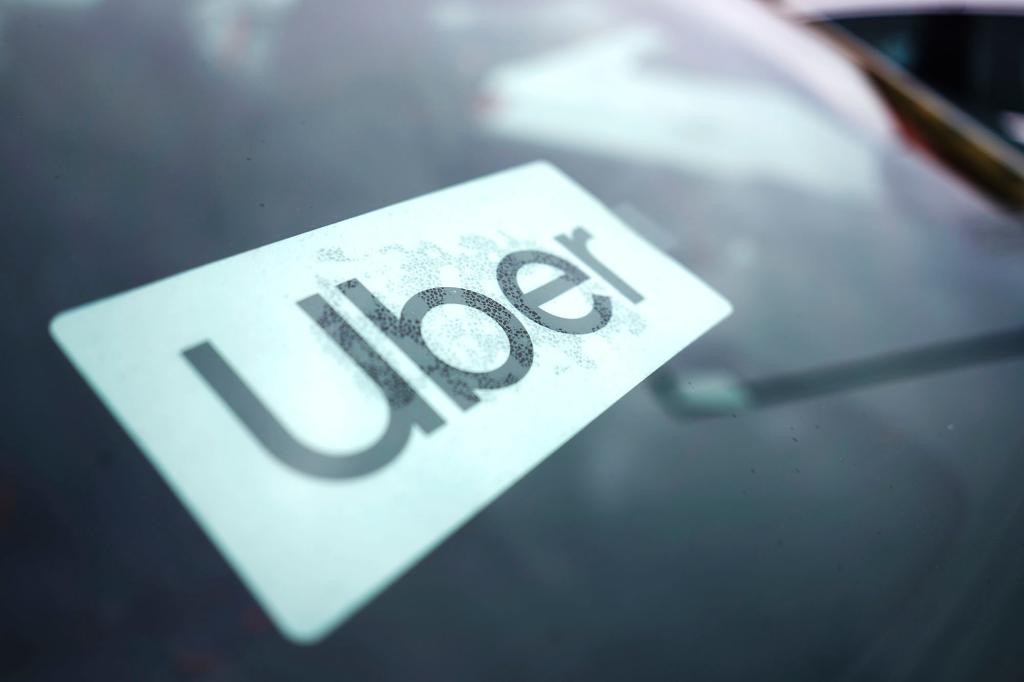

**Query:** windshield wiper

left=653, top=325, right=1024, bottom=417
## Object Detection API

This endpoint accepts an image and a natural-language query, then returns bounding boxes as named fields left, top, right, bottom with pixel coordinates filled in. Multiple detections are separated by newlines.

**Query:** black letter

left=182, top=295, right=443, bottom=479
left=340, top=280, right=533, bottom=410
left=556, top=227, right=644, bottom=303
left=497, top=249, right=611, bottom=334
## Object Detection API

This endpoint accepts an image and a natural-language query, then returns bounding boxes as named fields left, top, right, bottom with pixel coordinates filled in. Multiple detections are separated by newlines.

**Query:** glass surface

left=2, top=0, right=1024, bottom=679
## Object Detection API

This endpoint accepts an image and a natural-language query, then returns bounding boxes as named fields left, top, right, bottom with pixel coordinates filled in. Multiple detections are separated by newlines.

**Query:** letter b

left=339, top=280, right=534, bottom=410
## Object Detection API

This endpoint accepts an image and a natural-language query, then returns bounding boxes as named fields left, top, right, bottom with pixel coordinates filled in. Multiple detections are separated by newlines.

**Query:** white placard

left=51, top=162, right=731, bottom=643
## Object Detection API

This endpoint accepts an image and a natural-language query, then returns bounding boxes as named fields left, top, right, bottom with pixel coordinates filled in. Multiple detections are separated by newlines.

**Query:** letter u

left=182, top=294, right=444, bottom=479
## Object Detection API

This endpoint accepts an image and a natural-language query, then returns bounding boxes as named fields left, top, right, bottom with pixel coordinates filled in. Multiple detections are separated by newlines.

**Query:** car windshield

left=3, top=1, right=1024, bottom=680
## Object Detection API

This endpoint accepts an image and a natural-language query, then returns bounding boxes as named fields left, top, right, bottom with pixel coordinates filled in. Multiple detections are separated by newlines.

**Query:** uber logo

left=50, top=162, right=731, bottom=643
left=183, top=228, right=636, bottom=480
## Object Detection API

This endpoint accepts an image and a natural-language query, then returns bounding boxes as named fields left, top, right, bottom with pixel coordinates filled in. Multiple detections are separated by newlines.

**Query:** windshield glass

left=3, top=1, right=1024, bottom=680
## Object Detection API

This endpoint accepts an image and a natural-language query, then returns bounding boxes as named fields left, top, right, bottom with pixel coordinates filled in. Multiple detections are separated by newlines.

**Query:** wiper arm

left=653, top=326, right=1024, bottom=417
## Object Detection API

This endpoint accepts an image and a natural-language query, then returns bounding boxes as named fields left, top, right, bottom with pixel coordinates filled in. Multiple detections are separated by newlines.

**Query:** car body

left=783, top=0, right=1024, bottom=149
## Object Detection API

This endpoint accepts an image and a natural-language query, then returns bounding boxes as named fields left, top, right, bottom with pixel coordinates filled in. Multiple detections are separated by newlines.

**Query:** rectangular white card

left=50, top=162, right=731, bottom=643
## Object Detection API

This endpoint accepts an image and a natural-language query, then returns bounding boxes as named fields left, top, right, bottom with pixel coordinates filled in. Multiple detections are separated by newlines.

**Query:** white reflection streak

left=478, top=25, right=882, bottom=201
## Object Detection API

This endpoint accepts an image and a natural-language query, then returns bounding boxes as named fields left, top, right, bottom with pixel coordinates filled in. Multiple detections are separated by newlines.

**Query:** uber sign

left=50, top=162, right=731, bottom=643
